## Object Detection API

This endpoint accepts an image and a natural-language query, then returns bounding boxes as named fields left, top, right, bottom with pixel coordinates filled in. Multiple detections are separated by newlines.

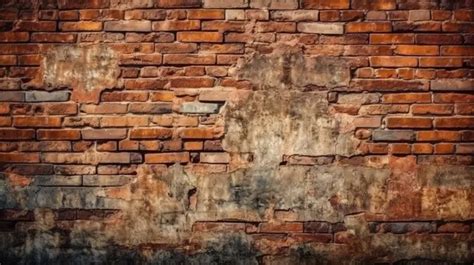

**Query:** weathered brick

left=163, top=54, right=216, bottom=65
left=14, top=117, right=62, bottom=128
left=200, top=152, right=230, bottom=163
left=351, top=0, right=396, bottom=10
left=435, top=118, right=474, bottom=129
left=411, top=104, right=453, bottom=115
left=259, top=222, right=303, bottom=233
left=271, top=10, right=319, bottom=21
left=37, top=129, right=81, bottom=140
left=83, top=175, right=132, bottom=186
left=81, top=129, right=128, bottom=140
left=372, top=130, right=415, bottom=141
left=250, top=0, right=298, bottom=9
left=80, top=103, right=128, bottom=114
left=180, top=102, right=220, bottom=114
left=431, top=79, right=474, bottom=92
left=105, top=21, right=151, bottom=32
left=129, top=103, right=172, bottom=114
left=152, top=20, right=200, bottom=31
left=203, top=0, right=248, bottom=8
left=297, top=23, right=344, bottom=34
left=419, top=58, right=463, bottom=68
left=25, top=91, right=70, bottom=102
left=130, top=128, right=173, bottom=139
left=303, top=0, right=349, bottom=9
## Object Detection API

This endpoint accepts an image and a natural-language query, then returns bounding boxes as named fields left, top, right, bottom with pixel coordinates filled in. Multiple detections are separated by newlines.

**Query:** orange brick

left=179, top=128, right=223, bottom=139
left=417, top=131, right=460, bottom=142
left=177, top=32, right=223, bottom=43
left=412, top=143, right=433, bottom=154
left=370, top=56, right=418, bottom=67
left=346, top=22, right=391, bottom=32
left=163, top=54, right=215, bottom=65
left=434, top=143, right=455, bottom=154
left=145, top=152, right=189, bottom=164
left=382, top=93, right=431, bottom=103
left=394, top=45, right=439, bottom=55
left=390, top=143, right=411, bottom=154
left=59, top=21, right=103, bottom=31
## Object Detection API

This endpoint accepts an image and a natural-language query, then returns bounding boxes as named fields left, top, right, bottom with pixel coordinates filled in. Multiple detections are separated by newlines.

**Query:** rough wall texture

left=0, top=0, right=473, bottom=264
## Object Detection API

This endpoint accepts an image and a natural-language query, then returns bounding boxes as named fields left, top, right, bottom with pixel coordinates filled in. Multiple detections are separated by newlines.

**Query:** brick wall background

left=0, top=0, right=473, bottom=264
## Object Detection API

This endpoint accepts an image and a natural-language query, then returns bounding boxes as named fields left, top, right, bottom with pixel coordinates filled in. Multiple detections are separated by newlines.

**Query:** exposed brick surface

left=0, top=1, right=473, bottom=264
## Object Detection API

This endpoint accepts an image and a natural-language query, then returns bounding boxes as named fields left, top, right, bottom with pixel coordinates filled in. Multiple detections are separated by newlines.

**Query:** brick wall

left=0, top=0, right=473, bottom=264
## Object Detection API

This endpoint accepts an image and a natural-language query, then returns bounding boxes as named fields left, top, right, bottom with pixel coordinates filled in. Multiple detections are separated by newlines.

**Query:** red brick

left=456, top=144, right=474, bottom=154
left=351, top=0, right=396, bottom=10
left=31, top=33, right=76, bottom=43
left=435, top=118, right=474, bottom=129
left=187, top=9, right=225, bottom=19
left=350, top=79, right=428, bottom=92
left=37, top=129, right=81, bottom=140
left=102, top=91, right=148, bottom=102
left=145, top=152, right=189, bottom=164
left=370, top=34, right=414, bottom=44
left=170, top=77, right=214, bottom=88
left=455, top=103, right=474, bottom=115
left=441, top=46, right=474, bottom=56
left=417, top=131, right=460, bottom=142
left=57, top=0, right=109, bottom=9
left=123, top=79, right=168, bottom=90
left=0, top=129, right=35, bottom=140
left=0, top=32, right=29, bottom=42
left=0, top=153, right=40, bottom=163
left=14, top=117, right=62, bottom=128
left=259, top=222, right=303, bottom=233
left=415, top=34, right=463, bottom=44
left=16, top=21, right=56, bottom=31
left=386, top=117, right=432, bottom=129
left=434, top=93, right=474, bottom=103
left=256, top=22, right=296, bottom=33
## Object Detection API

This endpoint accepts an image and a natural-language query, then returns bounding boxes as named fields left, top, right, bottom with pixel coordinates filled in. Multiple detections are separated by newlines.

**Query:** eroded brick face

left=0, top=0, right=473, bottom=264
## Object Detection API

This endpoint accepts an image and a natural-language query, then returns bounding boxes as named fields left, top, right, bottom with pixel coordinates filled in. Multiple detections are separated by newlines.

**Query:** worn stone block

left=180, top=102, right=220, bottom=114
left=25, top=91, right=70, bottom=102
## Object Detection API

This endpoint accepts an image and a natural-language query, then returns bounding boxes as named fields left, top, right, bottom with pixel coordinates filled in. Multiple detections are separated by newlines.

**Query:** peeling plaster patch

left=231, top=51, right=350, bottom=90
left=224, top=91, right=359, bottom=164
left=28, top=45, right=120, bottom=103
left=224, top=49, right=357, bottom=164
